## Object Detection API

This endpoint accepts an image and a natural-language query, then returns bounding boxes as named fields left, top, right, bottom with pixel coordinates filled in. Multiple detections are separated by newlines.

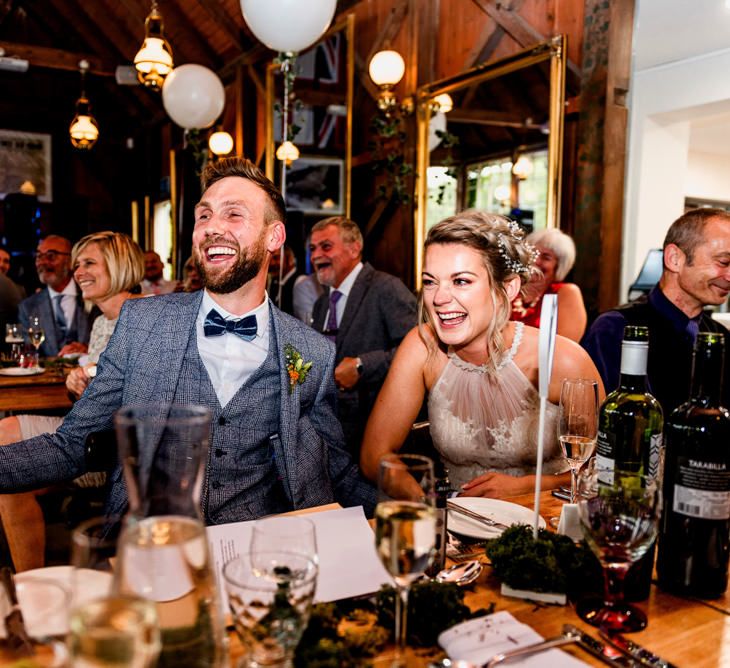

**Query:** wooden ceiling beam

left=45, top=0, right=159, bottom=115
left=0, top=41, right=115, bottom=76
left=463, top=0, right=526, bottom=73
left=447, top=107, right=543, bottom=128
left=195, top=0, right=244, bottom=53
left=365, top=0, right=408, bottom=64
left=217, top=43, right=269, bottom=82
left=469, top=0, right=581, bottom=79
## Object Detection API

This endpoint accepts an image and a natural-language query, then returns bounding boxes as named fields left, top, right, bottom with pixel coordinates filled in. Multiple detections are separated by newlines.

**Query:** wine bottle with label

left=657, top=332, right=730, bottom=598
left=425, top=473, right=450, bottom=578
left=596, top=325, right=664, bottom=601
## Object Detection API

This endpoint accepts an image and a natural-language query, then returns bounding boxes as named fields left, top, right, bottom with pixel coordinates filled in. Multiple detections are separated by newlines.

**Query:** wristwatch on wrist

left=355, top=357, right=363, bottom=376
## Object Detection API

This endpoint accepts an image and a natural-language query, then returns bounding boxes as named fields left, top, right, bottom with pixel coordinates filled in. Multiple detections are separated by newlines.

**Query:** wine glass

left=224, top=551, right=317, bottom=668
left=576, top=469, right=660, bottom=632
left=5, top=323, right=23, bottom=361
left=69, top=516, right=120, bottom=608
left=250, top=516, right=317, bottom=578
left=26, top=316, right=45, bottom=370
left=558, top=378, right=599, bottom=504
left=375, top=454, right=436, bottom=663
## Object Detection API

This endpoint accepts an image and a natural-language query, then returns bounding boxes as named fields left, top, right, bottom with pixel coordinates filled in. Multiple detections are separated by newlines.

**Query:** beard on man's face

left=194, top=235, right=268, bottom=294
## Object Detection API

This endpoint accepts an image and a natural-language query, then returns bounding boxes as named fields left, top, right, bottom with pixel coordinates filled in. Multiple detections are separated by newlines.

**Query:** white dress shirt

left=197, top=290, right=270, bottom=408
left=324, top=262, right=363, bottom=328
left=47, top=281, right=78, bottom=332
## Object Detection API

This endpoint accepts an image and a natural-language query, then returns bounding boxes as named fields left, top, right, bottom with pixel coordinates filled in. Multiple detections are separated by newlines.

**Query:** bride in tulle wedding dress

left=360, top=210, right=603, bottom=498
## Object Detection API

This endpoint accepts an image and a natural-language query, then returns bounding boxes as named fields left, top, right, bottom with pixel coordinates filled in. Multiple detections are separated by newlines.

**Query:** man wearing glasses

left=17, top=235, right=93, bottom=357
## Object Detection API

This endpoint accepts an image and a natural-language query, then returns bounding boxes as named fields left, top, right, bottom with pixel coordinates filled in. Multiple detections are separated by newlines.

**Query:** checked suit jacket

left=0, top=291, right=376, bottom=520
left=312, top=263, right=417, bottom=451
left=18, top=287, right=93, bottom=357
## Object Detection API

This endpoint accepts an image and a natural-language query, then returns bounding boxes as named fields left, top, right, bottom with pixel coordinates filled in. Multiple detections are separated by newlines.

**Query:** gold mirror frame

left=265, top=14, right=354, bottom=217
left=413, top=35, right=566, bottom=288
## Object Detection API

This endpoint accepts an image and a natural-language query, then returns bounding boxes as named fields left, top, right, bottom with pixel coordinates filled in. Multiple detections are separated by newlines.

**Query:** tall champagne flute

left=375, top=454, right=436, bottom=663
left=558, top=378, right=599, bottom=503
left=577, top=468, right=660, bottom=632
left=27, top=315, right=45, bottom=369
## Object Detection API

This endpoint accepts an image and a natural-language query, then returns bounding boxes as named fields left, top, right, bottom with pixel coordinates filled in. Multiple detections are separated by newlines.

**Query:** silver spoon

left=434, top=559, right=483, bottom=586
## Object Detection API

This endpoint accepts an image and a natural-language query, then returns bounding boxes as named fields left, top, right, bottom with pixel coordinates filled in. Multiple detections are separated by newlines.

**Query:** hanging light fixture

left=512, top=153, right=534, bottom=180
left=369, top=50, right=405, bottom=112
left=276, top=140, right=300, bottom=165
left=208, top=130, right=234, bottom=157
left=134, top=0, right=173, bottom=89
left=69, top=60, right=99, bottom=150
left=432, top=93, right=453, bottom=114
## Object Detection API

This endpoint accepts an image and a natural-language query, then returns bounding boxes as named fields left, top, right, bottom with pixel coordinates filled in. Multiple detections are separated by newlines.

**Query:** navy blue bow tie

left=203, top=309, right=257, bottom=341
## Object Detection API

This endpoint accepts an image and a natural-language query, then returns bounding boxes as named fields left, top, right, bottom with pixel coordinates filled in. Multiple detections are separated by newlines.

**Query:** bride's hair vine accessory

left=496, top=220, right=538, bottom=276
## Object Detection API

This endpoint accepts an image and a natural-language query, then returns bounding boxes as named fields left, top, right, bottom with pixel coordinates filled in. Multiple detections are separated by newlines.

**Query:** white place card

left=206, top=505, right=391, bottom=612
left=438, top=611, right=588, bottom=667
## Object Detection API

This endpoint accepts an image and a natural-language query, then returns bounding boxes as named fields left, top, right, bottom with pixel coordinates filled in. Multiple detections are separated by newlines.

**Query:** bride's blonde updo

left=418, top=210, right=538, bottom=373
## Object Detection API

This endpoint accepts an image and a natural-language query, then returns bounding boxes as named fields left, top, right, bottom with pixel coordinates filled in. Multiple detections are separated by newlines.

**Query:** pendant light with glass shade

left=69, top=60, right=99, bottom=150
left=134, top=0, right=173, bottom=89
left=208, top=130, right=234, bottom=157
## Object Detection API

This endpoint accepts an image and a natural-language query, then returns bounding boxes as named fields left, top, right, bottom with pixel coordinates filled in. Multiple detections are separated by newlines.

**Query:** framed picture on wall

left=285, top=157, right=344, bottom=215
left=0, top=130, right=52, bottom=202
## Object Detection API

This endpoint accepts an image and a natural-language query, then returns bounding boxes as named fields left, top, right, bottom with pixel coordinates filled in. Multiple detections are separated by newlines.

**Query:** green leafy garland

left=368, top=110, right=413, bottom=205
left=485, top=525, right=602, bottom=598
left=294, top=581, right=492, bottom=667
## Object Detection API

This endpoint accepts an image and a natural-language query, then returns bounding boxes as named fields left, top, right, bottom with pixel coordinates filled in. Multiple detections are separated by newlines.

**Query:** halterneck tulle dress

left=427, top=322, right=566, bottom=488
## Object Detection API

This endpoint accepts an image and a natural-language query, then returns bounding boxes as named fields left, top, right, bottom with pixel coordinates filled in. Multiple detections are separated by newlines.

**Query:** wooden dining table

left=0, top=366, right=73, bottom=413
left=230, top=491, right=730, bottom=667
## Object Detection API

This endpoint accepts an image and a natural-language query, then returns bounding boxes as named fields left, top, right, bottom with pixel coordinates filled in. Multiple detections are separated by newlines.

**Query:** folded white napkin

left=438, top=611, right=588, bottom=667
left=557, top=503, right=583, bottom=542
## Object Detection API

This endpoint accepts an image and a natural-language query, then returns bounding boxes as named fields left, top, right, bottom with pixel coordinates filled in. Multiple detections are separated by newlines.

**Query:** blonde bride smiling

left=360, top=210, right=604, bottom=498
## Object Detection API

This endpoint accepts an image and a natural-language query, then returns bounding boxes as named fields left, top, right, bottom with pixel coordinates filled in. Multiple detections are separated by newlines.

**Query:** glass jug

left=113, top=404, right=227, bottom=668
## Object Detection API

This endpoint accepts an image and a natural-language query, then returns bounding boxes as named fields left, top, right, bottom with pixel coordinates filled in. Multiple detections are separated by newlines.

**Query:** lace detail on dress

left=447, top=322, right=524, bottom=373
left=428, top=326, right=565, bottom=488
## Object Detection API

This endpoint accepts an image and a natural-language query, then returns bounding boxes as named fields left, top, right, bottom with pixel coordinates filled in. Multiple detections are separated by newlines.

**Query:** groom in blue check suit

left=0, top=158, right=376, bottom=522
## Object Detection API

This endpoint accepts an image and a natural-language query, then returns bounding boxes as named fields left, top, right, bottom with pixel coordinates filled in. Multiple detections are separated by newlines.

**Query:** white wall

left=624, top=48, right=730, bottom=298
left=685, top=149, right=730, bottom=201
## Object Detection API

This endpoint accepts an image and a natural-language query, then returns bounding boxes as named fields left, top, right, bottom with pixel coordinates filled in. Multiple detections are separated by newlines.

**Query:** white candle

left=534, top=294, right=558, bottom=538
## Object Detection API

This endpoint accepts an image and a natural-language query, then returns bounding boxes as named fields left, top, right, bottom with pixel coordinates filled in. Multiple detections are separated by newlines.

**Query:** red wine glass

left=576, top=470, right=660, bottom=632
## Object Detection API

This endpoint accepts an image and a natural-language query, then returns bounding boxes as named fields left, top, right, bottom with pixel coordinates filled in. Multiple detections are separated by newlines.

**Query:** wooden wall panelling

left=598, top=0, right=634, bottom=312
left=573, top=0, right=634, bottom=319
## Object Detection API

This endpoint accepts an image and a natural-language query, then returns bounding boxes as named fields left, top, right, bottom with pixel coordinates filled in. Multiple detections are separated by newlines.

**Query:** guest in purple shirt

left=582, top=207, right=730, bottom=414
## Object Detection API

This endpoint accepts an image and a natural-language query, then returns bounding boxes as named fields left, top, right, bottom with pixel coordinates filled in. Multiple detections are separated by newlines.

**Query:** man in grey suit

left=18, top=235, right=92, bottom=357
left=310, top=217, right=417, bottom=456
left=0, top=158, right=375, bottom=523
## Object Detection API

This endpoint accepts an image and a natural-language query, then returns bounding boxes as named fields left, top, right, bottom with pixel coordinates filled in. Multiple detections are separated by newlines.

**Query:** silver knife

left=600, top=629, right=679, bottom=668
left=484, top=624, right=640, bottom=667
left=447, top=501, right=510, bottom=531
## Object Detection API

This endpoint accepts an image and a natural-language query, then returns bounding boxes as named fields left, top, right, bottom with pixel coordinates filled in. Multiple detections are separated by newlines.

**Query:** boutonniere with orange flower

left=285, top=344, right=313, bottom=394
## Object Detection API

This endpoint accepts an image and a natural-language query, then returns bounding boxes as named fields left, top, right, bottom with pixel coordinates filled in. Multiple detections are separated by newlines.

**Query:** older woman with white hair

left=511, top=227, right=587, bottom=341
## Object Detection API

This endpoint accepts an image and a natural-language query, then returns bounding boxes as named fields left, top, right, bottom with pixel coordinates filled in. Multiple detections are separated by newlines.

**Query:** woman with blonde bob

left=361, top=211, right=603, bottom=497
left=0, top=231, right=144, bottom=571
left=511, top=227, right=587, bottom=342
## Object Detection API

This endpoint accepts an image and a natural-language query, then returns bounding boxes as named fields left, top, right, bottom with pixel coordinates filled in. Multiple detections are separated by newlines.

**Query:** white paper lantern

left=162, top=64, right=225, bottom=130
left=428, top=111, right=447, bottom=152
left=240, top=0, right=337, bottom=54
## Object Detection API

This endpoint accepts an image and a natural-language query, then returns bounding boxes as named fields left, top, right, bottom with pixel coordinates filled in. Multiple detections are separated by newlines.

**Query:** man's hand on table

left=66, top=366, right=93, bottom=399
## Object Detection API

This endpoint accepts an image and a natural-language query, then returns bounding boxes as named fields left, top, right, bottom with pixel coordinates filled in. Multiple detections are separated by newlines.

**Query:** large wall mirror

left=414, top=36, right=566, bottom=286
left=265, top=14, right=354, bottom=219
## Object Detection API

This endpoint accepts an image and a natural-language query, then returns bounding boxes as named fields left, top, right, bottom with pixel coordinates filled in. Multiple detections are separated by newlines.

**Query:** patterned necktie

left=53, top=294, right=68, bottom=342
left=686, top=317, right=700, bottom=344
left=325, top=290, right=342, bottom=341
left=203, top=309, right=257, bottom=341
